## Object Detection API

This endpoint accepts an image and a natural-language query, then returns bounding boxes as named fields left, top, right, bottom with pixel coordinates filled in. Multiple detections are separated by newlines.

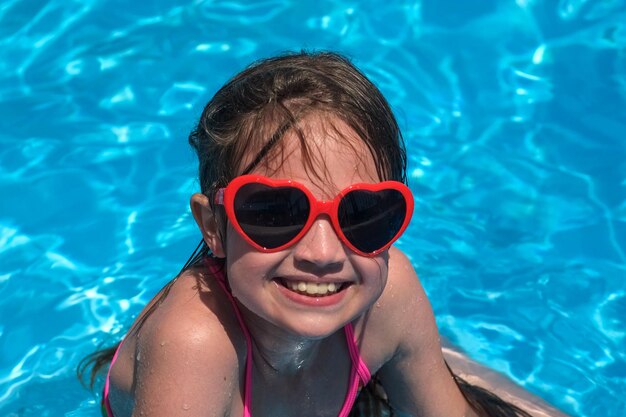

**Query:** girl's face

left=224, top=115, right=390, bottom=339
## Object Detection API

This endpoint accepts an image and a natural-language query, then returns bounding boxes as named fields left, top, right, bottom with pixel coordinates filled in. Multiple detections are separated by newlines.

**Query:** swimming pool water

left=1, top=1, right=625, bottom=416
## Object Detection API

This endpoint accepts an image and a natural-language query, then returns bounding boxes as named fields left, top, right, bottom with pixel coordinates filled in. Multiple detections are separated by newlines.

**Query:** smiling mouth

left=277, top=279, right=349, bottom=297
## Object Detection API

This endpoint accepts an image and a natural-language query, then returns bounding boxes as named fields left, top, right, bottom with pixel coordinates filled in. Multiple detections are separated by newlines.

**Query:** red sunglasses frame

left=215, top=175, right=414, bottom=257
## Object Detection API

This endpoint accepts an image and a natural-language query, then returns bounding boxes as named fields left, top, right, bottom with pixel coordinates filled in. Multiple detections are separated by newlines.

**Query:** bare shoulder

left=357, top=248, right=471, bottom=415
left=374, top=247, right=439, bottom=344
left=138, top=269, right=242, bottom=365
left=384, top=247, right=430, bottom=309
left=356, top=247, right=442, bottom=369
left=119, top=270, right=244, bottom=417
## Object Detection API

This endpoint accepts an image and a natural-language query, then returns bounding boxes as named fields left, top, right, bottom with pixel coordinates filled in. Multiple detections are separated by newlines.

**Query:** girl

left=80, top=51, right=568, bottom=417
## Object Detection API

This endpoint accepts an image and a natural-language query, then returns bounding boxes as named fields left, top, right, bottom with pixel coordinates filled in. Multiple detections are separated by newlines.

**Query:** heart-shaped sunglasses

left=215, top=175, right=414, bottom=257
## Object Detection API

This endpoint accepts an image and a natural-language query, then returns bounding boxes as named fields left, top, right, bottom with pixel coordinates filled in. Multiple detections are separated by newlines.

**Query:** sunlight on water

left=1, top=1, right=625, bottom=416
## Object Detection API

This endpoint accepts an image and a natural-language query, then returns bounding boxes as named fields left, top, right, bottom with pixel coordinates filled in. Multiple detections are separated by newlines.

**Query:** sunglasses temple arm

left=214, top=189, right=225, bottom=205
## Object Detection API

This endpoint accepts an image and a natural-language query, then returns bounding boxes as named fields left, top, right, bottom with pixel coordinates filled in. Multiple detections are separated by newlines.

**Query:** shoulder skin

left=355, top=246, right=473, bottom=417
left=108, top=270, right=246, bottom=417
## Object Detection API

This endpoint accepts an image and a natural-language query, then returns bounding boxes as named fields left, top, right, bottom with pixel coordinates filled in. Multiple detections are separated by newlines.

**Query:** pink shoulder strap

left=103, top=339, right=124, bottom=417
left=344, top=323, right=371, bottom=383
left=337, top=323, right=372, bottom=417
left=206, top=260, right=254, bottom=417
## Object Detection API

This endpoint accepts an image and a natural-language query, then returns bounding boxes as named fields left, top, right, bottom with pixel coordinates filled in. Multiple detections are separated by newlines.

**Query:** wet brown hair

left=192, top=51, right=406, bottom=190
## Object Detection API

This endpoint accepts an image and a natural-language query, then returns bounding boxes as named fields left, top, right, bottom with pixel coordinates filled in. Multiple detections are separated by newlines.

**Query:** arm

left=374, top=248, right=569, bottom=417
left=374, top=248, right=475, bottom=417
left=442, top=342, right=572, bottom=417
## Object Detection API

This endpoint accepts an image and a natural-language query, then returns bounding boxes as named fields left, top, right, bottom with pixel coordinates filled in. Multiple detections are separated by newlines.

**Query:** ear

left=190, top=193, right=226, bottom=258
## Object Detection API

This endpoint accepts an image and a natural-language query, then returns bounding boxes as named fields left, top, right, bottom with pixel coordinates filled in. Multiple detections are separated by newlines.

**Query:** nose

left=292, top=215, right=345, bottom=271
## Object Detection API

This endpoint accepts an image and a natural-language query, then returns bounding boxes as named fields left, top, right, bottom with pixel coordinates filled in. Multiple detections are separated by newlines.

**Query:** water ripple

left=1, top=1, right=625, bottom=416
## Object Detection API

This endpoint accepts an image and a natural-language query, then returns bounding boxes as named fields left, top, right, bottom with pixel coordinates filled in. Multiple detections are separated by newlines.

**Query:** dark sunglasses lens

left=234, top=184, right=310, bottom=249
left=338, top=189, right=407, bottom=253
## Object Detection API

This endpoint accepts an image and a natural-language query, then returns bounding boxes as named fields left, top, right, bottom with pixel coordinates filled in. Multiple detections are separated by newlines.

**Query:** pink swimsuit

left=103, top=262, right=371, bottom=417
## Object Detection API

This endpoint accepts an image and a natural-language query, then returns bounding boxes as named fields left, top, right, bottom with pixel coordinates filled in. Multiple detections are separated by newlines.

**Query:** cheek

left=353, top=253, right=389, bottom=292
left=224, top=223, right=243, bottom=258
left=225, top=226, right=283, bottom=287
left=224, top=222, right=259, bottom=260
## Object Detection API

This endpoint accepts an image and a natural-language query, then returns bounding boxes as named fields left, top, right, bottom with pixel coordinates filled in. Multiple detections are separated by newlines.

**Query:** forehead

left=249, top=114, right=379, bottom=197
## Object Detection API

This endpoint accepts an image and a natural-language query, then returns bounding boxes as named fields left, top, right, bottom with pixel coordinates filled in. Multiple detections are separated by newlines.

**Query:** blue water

left=1, top=1, right=625, bottom=416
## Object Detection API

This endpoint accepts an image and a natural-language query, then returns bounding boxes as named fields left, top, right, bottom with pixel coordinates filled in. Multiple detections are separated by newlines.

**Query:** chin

left=281, top=320, right=347, bottom=340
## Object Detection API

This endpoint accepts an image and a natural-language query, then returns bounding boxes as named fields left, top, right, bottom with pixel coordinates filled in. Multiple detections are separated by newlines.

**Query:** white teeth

left=286, top=281, right=343, bottom=296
